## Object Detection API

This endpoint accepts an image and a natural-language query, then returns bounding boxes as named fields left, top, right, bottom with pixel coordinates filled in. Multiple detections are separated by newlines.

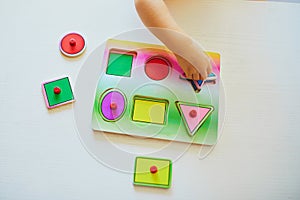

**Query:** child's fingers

left=196, top=67, right=207, bottom=80
left=192, top=73, right=200, bottom=80
left=185, top=72, right=193, bottom=80
left=201, top=73, right=208, bottom=80
left=202, top=61, right=212, bottom=79
left=207, top=65, right=212, bottom=75
left=207, top=69, right=212, bottom=76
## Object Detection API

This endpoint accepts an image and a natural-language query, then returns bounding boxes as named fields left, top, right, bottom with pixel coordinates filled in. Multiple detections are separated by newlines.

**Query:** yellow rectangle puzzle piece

left=134, top=157, right=172, bottom=188
left=132, top=96, right=168, bottom=125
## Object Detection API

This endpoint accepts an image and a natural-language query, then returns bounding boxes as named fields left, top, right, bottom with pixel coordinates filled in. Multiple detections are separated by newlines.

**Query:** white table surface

left=1, top=0, right=300, bottom=199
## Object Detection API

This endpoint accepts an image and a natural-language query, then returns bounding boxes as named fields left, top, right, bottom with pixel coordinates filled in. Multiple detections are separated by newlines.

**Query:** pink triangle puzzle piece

left=176, top=102, right=214, bottom=136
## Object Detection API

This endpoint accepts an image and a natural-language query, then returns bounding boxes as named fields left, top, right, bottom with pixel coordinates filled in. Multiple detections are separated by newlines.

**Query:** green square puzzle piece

left=42, top=77, right=75, bottom=109
left=106, top=52, right=134, bottom=77
left=133, top=157, right=172, bottom=189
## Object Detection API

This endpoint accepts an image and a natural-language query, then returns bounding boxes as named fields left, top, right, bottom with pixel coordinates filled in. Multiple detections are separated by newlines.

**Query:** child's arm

left=134, top=0, right=212, bottom=80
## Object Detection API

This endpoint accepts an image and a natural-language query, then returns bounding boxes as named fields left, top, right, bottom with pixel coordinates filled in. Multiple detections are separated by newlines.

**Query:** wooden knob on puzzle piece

left=53, top=87, right=61, bottom=94
left=189, top=109, right=197, bottom=118
left=110, top=102, right=117, bottom=110
left=150, top=165, right=158, bottom=174
left=69, top=38, right=76, bottom=46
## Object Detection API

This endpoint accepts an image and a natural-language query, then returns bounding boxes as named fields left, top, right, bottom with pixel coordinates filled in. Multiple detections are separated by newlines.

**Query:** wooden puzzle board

left=92, top=39, right=221, bottom=145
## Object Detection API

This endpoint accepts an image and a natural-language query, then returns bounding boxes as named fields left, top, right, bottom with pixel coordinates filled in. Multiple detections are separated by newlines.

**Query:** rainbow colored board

left=92, top=39, right=221, bottom=145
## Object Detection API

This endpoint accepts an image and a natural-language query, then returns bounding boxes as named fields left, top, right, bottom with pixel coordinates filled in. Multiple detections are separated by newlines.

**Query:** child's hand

left=174, top=45, right=212, bottom=80
left=135, top=0, right=212, bottom=80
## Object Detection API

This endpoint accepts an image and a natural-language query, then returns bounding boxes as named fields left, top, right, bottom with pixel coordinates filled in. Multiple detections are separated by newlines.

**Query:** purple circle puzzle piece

left=100, top=90, right=126, bottom=121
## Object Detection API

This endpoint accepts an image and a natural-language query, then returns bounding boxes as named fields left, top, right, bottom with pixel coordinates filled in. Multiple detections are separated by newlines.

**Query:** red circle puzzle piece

left=145, top=56, right=170, bottom=81
left=60, top=32, right=86, bottom=57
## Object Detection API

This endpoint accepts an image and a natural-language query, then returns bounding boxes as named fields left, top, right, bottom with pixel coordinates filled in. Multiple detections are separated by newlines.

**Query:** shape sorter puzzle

left=92, top=39, right=221, bottom=145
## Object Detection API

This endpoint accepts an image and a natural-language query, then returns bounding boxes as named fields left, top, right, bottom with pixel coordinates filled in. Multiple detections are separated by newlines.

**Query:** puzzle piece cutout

left=132, top=96, right=168, bottom=125
left=176, top=102, right=214, bottom=136
left=106, top=50, right=136, bottom=77
left=99, top=89, right=126, bottom=121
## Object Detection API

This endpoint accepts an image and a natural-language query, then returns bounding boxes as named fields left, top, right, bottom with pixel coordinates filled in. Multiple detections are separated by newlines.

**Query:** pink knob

left=150, top=166, right=158, bottom=174
left=189, top=110, right=197, bottom=118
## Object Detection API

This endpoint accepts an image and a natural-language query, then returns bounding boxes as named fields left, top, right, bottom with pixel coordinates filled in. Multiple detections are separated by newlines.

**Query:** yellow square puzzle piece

left=133, top=157, right=172, bottom=188
left=132, top=96, right=168, bottom=125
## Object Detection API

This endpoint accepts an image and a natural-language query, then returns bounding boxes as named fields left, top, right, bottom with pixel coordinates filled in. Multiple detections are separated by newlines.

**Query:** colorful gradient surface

left=92, top=39, right=221, bottom=145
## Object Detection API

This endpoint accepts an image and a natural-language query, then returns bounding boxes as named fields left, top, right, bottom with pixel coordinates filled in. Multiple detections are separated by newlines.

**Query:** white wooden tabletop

left=0, top=0, right=300, bottom=199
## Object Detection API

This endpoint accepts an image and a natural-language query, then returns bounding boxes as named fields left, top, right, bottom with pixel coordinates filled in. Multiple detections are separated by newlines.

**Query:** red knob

left=150, top=165, right=158, bottom=174
left=110, top=102, right=117, bottom=110
left=69, top=38, right=76, bottom=46
left=189, top=110, right=197, bottom=118
left=53, top=87, right=61, bottom=94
